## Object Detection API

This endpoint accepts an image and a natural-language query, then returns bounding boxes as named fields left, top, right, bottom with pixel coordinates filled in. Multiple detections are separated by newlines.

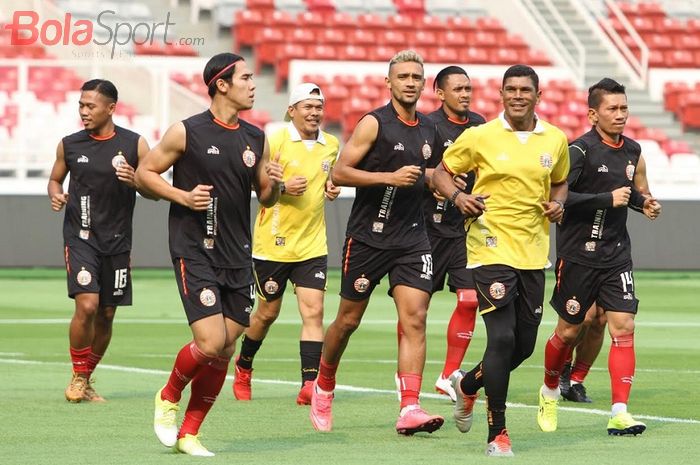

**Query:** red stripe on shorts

left=179, top=258, right=188, bottom=296
left=343, top=237, right=353, bottom=276
left=64, top=246, right=70, bottom=274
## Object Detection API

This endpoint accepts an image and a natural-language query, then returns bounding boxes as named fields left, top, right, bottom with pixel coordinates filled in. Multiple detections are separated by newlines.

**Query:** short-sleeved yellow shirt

left=253, top=123, right=339, bottom=262
left=441, top=113, right=569, bottom=270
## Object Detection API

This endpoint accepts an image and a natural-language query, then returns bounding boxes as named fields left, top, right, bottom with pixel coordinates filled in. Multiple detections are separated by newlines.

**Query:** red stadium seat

left=348, top=29, right=377, bottom=47
left=342, top=97, right=373, bottom=140
left=630, top=16, right=655, bottom=33
left=673, top=34, right=700, bottom=51
left=318, top=28, right=347, bottom=45
left=296, top=11, right=325, bottom=36
left=367, top=45, right=396, bottom=62
left=414, top=15, right=447, bottom=34
left=489, top=48, right=519, bottom=65
left=233, top=9, right=263, bottom=52
left=301, top=74, right=330, bottom=87
left=636, top=126, right=668, bottom=144
left=438, top=30, right=467, bottom=45
left=378, top=30, right=408, bottom=47
left=357, top=13, right=386, bottom=34
left=430, top=46, right=460, bottom=64
left=275, top=43, right=308, bottom=91
left=643, top=33, right=673, bottom=50
left=239, top=109, right=271, bottom=129
left=520, top=49, right=551, bottom=66
left=663, top=81, right=690, bottom=113
left=665, top=50, right=695, bottom=68
left=246, top=0, right=275, bottom=16
left=286, top=28, right=316, bottom=46
left=662, top=139, right=692, bottom=156
left=386, top=15, right=415, bottom=32
left=395, top=0, right=426, bottom=19
left=306, top=44, right=337, bottom=60
left=680, top=95, right=700, bottom=130
left=446, top=16, right=473, bottom=32
left=325, top=11, right=356, bottom=35
left=253, top=27, right=285, bottom=73
left=322, top=84, right=349, bottom=123
left=337, top=44, right=368, bottom=61
left=305, top=0, right=336, bottom=18
left=459, top=47, right=489, bottom=64
left=268, top=10, right=296, bottom=38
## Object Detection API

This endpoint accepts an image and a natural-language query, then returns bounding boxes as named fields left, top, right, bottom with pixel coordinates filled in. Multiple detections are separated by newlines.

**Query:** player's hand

left=186, top=184, right=213, bottom=211
left=266, top=152, right=284, bottom=186
left=454, top=193, right=489, bottom=217
left=50, top=192, right=69, bottom=211
left=115, top=162, right=137, bottom=188
left=324, top=179, right=341, bottom=200
left=432, top=189, right=446, bottom=201
left=542, top=200, right=565, bottom=223
left=611, top=186, right=631, bottom=207
left=284, top=175, right=308, bottom=196
left=452, top=173, right=469, bottom=191
left=642, top=195, right=661, bottom=220
left=390, top=165, right=422, bottom=187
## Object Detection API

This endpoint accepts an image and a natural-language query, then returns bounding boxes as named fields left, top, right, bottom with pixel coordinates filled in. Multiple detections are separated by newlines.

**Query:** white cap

left=285, top=83, right=324, bottom=121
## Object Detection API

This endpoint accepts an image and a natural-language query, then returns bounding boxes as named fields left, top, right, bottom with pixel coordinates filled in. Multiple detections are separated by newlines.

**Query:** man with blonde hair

left=309, top=50, right=444, bottom=435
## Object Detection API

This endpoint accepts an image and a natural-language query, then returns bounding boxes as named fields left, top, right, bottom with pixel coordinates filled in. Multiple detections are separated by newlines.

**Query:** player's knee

left=487, top=329, right=515, bottom=351
left=252, top=308, right=279, bottom=327
left=75, top=300, right=99, bottom=319
left=456, top=289, right=478, bottom=313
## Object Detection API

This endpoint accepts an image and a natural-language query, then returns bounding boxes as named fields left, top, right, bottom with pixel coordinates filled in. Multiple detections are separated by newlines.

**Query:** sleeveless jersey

left=345, top=103, right=436, bottom=249
left=425, top=108, right=485, bottom=239
left=556, top=129, right=641, bottom=268
left=62, top=126, right=140, bottom=254
left=168, top=110, right=264, bottom=269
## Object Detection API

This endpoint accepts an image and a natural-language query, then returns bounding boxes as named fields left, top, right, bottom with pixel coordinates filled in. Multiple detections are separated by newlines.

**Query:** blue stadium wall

left=1, top=196, right=698, bottom=270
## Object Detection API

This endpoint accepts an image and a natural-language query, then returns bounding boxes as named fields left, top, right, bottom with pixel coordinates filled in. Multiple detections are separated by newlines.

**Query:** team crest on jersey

left=372, top=222, right=384, bottom=233
left=565, top=298, right=581, bottom=315
left=432, top=213, right=442, bottom=223
left=321, top=160, right=331, bottom=173
left=585, top=241, right=596, bottom=252
left=242, top=147, right=256, bottom=167
left=354, top=276, right=370, bottom=293
left=422, top=142, right=432, bottom=159
left=200, top=288, right=216, bottom=307
left=489, top=282, right=506, bottom=300
left=203, top=238, right=215, bottom=249
left=111, top=152, right=126, bottom=168
left=275, top=237, right=286, bottom=246
left=540, top=153, right=553, bottom=168
left=77, top=268, right=92, bottom=286
left=79, top=229, right=90, bottom=240
left=626, top=163, right=635, bottom=181
left=264, top=280, right=279, bottom=295
left=485, top=236, right=498, bottom=248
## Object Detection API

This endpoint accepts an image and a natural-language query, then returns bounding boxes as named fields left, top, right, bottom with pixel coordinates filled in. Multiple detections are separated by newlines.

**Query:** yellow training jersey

left=253, top=123, right=339, bottom=262
left=442, top=113, right=569, bottom=270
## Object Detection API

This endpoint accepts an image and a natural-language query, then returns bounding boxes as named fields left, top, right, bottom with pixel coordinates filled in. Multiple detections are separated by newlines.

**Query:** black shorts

left=550, top=258, right=639, bottom=325
left=340, top=237, right=433, bottom=301
left=473, top=265, right=545, bottom=325
left=173, top=257, right=255, bottom=326
left=64, top=243, right=132, bottom=306
left=429, top=234, right=474, bottom=293
left=253, top=256, right=327, bottom=302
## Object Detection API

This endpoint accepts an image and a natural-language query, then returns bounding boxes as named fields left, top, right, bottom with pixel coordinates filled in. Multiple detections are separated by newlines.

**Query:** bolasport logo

left=3, top=10, right=205, bottom=59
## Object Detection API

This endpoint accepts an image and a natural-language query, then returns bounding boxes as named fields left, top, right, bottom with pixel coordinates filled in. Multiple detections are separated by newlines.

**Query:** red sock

left=543, top=333, right=573, bottom=388
left=179, top=357, right=229, bottom=438
left=570, top=360, right=592, bottom=383
left=609, top=333, right=635, bottom=404
left=70, top=346, right=91, bottom=374
left=317, top=358, right=338, bottom=392
left=161, top=342, right=213, bottom=403
left=86, top=351, right=103, bottom=376
left=442, top=289, right=478, bottom=378
left=398, top=372, right=422, bottom=409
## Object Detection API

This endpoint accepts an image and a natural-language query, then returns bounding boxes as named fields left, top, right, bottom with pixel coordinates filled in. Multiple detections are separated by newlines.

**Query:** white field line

left=1, top=318, right=700, bottom=328
left=0, top=357, right=697, bottom=425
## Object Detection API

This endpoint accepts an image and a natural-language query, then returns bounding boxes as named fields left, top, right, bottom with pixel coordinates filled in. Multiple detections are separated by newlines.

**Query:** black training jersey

left=345, top=103, right=436, bottom=249
left=62, top=126, right=140, bottom=255
left=169, top=110, right=264, bottom=268
left=556, top=128, right=641, bottom=268
left=425, top=108, right=485, bottom=238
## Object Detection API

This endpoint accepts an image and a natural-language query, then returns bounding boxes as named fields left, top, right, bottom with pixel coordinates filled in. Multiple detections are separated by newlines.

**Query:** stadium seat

left=297, top=11, right=325, bottom=36
left=348, top=29, right=377, bottom=47
left=367, top=45, right=396, bottom=62
left=337, top=44, right=369, bottom=61
left=663, top=139, right=692, bottom=156
left=233, top=9, right=264, bottom=51
left=253, top=28, right=285, bottom=73
left=305, top=0, right=337, bottom=17
left=395, top=0, right=426, bottom=19
left=335, top=0, right=367, bottom=15
left=247, top=0, right=276, bottom=16
left=414, top=15, right=447, bottom=33
left=318, top=28, right=347, bottom=45
left=275, top=43, right=308, bottom=91
left=322, top=84, right=350, bottom=123
left=680, top=95, right=700, bottom=130
left=306, top=44, right=337, bottom=61
left=275, top=0, right=306, bottom=14
left=459, top=47, right=489, bottom=65
left=342, top=97, right=373, bottom=139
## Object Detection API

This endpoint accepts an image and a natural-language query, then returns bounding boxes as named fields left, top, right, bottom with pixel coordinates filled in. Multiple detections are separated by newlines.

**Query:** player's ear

left=588, top=108, right=598, bottom=125
left=108, top=101, right=116, bottom=115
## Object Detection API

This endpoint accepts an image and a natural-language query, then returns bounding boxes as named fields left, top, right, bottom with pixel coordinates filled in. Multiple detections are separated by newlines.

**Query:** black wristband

left=280, top=183, right=286, bottom=194
left=450, top=189, right=462, bottom=203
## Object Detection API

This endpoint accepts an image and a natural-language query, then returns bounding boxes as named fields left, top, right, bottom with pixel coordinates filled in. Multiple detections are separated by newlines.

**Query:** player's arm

left=253, top=137, right=283, bottom=207
left=134, top=122, right=211, bottom=211
left=331, top=115, right=421, bottom=188
left=119, top=136, right=157, bottom=199
left=564, top=143, right=627, bottom=209
left=432, top=128, right=487, bottom=217
left=629, top=154, right=661, bottom=219
left=47, top=140, right=69, bottom=212
left=543, top=181, right=568, bottom=223
left=324, top=168, right=341, bottom=201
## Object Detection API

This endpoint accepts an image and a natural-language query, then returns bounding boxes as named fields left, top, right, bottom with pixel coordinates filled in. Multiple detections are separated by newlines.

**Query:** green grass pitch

left=0, top=268, right=698, bottom=464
